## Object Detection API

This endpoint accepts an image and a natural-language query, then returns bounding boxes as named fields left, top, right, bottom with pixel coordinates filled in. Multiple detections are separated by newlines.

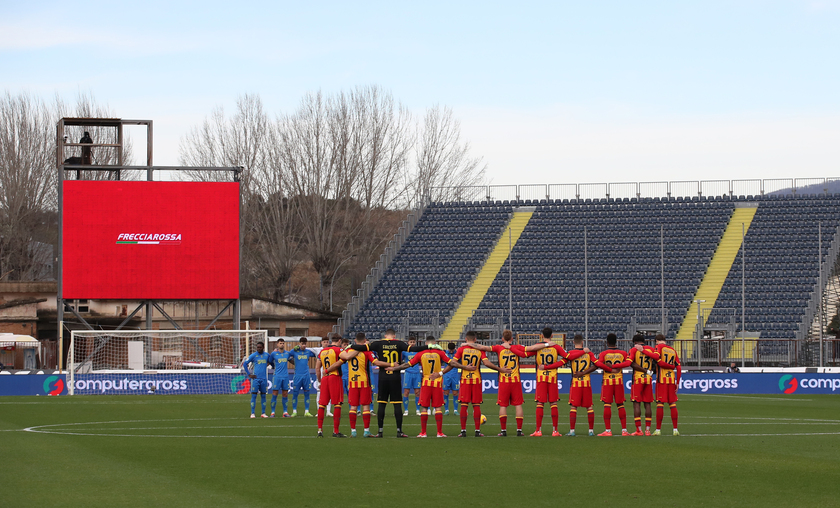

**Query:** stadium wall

left=3, top=372, right=840, bottom=396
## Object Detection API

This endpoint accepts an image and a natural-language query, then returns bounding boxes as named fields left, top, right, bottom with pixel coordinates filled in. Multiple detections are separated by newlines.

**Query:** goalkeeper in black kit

left=344, top=328, right=426, bottom=437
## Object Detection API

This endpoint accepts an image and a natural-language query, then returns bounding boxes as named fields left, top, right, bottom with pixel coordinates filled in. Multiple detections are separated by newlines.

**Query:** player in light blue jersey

left=289, top=337, right=316, bottom=417
left=242, top=341, right=271, bottom=418
left=442, top=341, right=460, bottom=415
left=402, top=338, right=422, bottom=416
left=269, top=340, right=292, bottom=417
left=340, top=338, right=350, bottom=395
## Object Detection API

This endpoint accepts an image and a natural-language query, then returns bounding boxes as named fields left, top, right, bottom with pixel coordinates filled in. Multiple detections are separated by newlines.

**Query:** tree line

left=0, top=87, right=485, bottom=311
left=0, top=92, right=130, bottom=282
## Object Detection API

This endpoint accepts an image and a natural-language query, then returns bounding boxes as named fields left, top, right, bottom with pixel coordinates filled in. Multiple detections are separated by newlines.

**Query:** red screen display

left=62, top=181, right=240, bottom=299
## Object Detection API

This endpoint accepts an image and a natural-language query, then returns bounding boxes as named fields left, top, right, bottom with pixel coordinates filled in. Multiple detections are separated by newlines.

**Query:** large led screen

left=62, top=181, right=239, bottom=299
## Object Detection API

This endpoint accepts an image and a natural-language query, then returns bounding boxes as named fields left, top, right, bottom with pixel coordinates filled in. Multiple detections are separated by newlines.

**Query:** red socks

left=333, top=406, right=342, bottom=434
left=670, top=404, right=679, bottom=428
left=497, top=415, right=522, bottom=432
left=535, top=404, right=544, bottom=431
left=618, top=405, right=627, bottom=429
left=435, top=412, right=443, bottom=434
left=421, top=412, right=429, bottom=434
left=569, top=407, right=576, bottom=431
left=460, top=409, right=469, bottom=431
left=473, top=405, right=482, bottom=430
left=645, top=416, right=652, bottom=430
left=634, top=416, right=642, bottom=432
left=349, top=410, right=357, bottom=430
left=587, top=409, right=594, bottom=431
left=317, top=407, right=325, bottom=430
left=656, top=404, right=664, bottom=431
left=603, top=406, right=612, bottom=430
left=363, top=410, right=371, bottom=430
left=550, top=404, right=559, bottom=431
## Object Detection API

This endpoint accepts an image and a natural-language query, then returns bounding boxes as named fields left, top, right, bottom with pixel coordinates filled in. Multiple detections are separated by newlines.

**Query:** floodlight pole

left=56, top=120, right=64, bottom=330
left=695, top=299, right=705, bottom=367
left=584, top=225, right=589, bottom=346
left=58, top=321, right=63, bottom=373
left=819, top=221, right=823, bottom=368
left=660, top=225, right=665, bottom=335
left=508, top=226, right=513, bottom=331
left=741, top=222, right=746, bottom=368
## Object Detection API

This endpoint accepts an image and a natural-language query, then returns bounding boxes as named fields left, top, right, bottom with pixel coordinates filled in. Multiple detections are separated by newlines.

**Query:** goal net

left=68, top=330, right=268, bottom=395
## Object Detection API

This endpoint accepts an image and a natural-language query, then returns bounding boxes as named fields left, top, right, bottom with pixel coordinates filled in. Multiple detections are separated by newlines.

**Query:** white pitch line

left=680, top=432, right=840, bottom=437
left=680, top=416, right=838, bottom=422
left=22, top=417, right=241, bottom=429
left=0, top=400, right=242, bottom=405
left=682, top=395, right=814, bottom=401
left=21, top=428, right=840, bottom=439
left=19, top=417, right=840, bottom=440
left=24, top=430, right=320, bottom=439
left=37, top=423, right=497, bottom=431
left=695, top=420, right=840, bottom=424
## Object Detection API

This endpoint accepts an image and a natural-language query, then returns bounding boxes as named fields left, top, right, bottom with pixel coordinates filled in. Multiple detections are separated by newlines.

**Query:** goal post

left=68, top=330, right=268, bottom=395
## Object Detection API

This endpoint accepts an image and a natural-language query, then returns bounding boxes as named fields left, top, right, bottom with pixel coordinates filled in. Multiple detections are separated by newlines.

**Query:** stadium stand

left=344, top=193, right=840, bottom=364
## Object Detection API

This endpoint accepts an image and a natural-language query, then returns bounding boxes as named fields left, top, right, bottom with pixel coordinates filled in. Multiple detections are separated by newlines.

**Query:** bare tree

left=180, top=93, right=268, bottom=189
left=411, top=105, right=486, bottom=204
left=179, top=89, right=488, bottom=310
left=0, top=92, right=56, bottom=280
left=275, top=91, right=359, bottom=307
left=274, top=86, right=420, bottom=308
left=248, top=123, right=303, bottom=301
left=348, top=86, right=413, bottom=210
left=180, top=94, right=302, bottom=299
left=0, top=91, right=138, bottom=281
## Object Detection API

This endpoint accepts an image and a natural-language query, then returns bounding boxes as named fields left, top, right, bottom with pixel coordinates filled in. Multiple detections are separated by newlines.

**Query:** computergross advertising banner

left=61, top=181, right=240, bottom=300
left=3, top=372, right=838, bottom=396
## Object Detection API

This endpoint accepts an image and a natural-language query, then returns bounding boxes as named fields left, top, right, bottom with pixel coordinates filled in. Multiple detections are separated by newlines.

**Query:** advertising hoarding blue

left=2, top=372, right=839, bottom=396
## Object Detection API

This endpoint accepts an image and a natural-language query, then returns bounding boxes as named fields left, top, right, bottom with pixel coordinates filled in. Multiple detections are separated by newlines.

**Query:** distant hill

left=769, top=180, right=840, bottom=196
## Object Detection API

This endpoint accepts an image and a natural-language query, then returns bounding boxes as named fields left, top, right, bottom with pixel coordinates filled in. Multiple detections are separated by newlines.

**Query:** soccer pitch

left=2, top=395, right=838, bottom=507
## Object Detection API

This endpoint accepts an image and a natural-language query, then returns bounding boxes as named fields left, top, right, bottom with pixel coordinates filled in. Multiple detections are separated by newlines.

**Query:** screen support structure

left=56, top=118, right=243, bottom=334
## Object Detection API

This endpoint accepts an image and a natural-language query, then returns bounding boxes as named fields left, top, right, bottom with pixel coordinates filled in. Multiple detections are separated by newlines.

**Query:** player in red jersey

left=468, top=330, right=552, bottom=436
left=594, top=333, right=632, bottom=436
left=443, top=331, right=507, bottom=437
left=629, top=334, right=656, bottom=436
left=523, top=327, right=569, bottom=437
left=315, top=335, right=345, bottom=437
left=641, top=334, right=682, bottom=436
left=389, top=336, right=474, bottom=437
left=543, top=334, right=597, bottom=436
left=333, top=333, right=387, bottom=438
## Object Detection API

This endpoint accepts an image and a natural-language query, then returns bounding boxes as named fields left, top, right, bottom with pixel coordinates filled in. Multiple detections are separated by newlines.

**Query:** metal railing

left=671, top=339, right=834, bottom=367
left=432, top=177, right=840, bottom=203
left=798, top=223, right=840, bottom=343
left=483, top=336, right=840, bottom=367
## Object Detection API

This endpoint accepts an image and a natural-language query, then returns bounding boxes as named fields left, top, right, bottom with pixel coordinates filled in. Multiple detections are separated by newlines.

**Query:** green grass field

left=2, top=394, right=838, bottom=507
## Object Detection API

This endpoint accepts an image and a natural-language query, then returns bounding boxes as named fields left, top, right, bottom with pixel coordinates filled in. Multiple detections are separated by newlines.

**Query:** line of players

left=240, top=336, right=454, bottom=421
left=241, top=337, right=326, bottom=419
left=243, top=327, right=682, bottom=438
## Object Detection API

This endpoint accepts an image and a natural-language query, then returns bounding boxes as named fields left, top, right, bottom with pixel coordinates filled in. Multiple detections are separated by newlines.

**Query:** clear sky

left=3, top=0, right=839, bottom=185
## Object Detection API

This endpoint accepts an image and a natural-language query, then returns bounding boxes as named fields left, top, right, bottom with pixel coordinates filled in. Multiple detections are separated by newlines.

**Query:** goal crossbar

left=68, top=329, right=268, bottom=395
